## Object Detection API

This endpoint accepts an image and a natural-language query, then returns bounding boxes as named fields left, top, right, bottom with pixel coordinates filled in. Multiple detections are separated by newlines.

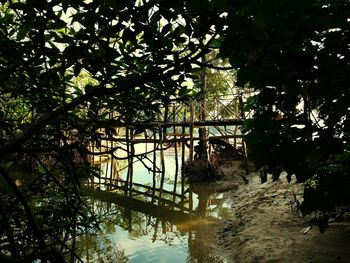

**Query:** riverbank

left=215, top=162, right=350, bottom=263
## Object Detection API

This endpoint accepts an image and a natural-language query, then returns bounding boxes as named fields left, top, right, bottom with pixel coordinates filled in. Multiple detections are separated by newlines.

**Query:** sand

left=214, top=162, right=350, bottom=263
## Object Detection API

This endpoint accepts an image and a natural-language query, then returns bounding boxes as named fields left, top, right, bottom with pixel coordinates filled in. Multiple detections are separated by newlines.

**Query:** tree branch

left=0, top=166, right=46, bottom=252
left=0, top=196, right=18, bottom=257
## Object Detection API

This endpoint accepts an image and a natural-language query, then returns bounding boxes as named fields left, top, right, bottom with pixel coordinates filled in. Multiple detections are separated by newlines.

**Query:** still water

left=79, top=146, right=233, bottom=262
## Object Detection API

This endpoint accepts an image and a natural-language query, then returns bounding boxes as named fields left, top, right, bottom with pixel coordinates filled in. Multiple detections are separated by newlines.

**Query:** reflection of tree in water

left=186, top=184, right=227, bottom=263
left=149, top=217, right=188, bottom=248
left=187, top=229, right=225, bottom=263
left=74, top=200, right=129, bottom=262
left=77, top=231, right=129, bottom=263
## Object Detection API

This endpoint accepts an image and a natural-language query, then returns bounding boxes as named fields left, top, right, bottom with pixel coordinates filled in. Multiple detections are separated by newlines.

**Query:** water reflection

left=81, top=147, right=232, bottom=262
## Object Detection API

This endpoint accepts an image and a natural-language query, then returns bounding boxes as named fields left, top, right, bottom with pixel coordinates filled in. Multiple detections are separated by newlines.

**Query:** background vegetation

left=218, top=0, right=350, bottom=214
left=1, top=0, right=349, bottom=261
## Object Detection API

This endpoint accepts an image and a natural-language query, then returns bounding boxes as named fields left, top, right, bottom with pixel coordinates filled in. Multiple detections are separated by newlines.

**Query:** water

left=79, top=146, right=233, bottom=262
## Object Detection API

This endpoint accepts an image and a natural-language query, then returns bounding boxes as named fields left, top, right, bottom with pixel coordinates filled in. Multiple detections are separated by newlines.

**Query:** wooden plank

left=91, top=118, right=244, bottom=128
left=102, top=135, right=243, bottom=144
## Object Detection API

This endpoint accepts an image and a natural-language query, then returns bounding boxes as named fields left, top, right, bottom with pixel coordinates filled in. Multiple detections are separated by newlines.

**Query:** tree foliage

left=0, top=0, right=223, bottom=261
left=219, top=0, right=350, bottom=213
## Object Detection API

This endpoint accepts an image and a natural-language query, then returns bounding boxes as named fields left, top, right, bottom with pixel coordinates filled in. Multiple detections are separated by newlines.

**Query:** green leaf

left=2, top=161, right=14, bottom=171
left=16, top=27, right=28, bottom=41
left=122, top=28, right=136, bottom=45
left=74, top=64, right=82, bottom=77
left=178, top=86, right=188, bottom=97
left=241, top=119, right=254, bottom=134
left=161, top=23, right=172, bottom=35
left=210, top=37, right=224, bottom=48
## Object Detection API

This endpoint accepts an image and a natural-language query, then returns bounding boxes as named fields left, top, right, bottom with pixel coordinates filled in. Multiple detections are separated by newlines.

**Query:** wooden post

left=233, top=125, right=238, bottom=148
left=189, top=188, right=193, bottom=214
left=159, top=147, right=165, bottom=204
left=98, top=133, right=102, bottom=185
left=181, top=108, right=186, bottom=209
left=91, top=141, right=95, bottom=187
left=173, top=105, right=178, bottom=204
left=108, top=112, right=113, bottom=189
left=91, top=141, right=95, bottom=166
left=239, top=93, right=249, bottom=174
left=110, top=140, right=114, bottom=180
left=163, top=103, right=169, bottom=141
left=126, top=207, right=132, bottom=231
left=189, top=100, right=194, bottom=163
left=125, top=126, right=130, bottom=196
left=152, top=218, right=160, bottom=242
left=181, top=107, right=187, bottom=174
left=129, top=128, right=134, bottom=195
left=198, top=55, right=208, bottom=162
left=152, top=131, right=157, bottom=201
left=104, top=134, right=109, bottom=177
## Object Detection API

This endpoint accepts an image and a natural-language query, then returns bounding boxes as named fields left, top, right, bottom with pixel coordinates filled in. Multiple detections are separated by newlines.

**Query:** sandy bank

left=215, top=163, right=350, bottom=263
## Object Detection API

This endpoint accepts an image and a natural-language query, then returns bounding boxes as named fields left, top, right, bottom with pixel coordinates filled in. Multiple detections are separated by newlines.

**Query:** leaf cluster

left=220, top=0, right=350, bottom=213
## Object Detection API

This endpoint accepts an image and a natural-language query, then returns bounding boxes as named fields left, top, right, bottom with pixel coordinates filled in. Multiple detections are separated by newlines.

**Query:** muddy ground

left=213, top=161, right=350, bottom=263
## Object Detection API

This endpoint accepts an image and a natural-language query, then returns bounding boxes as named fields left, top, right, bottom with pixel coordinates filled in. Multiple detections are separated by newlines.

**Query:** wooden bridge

left=84, top=93, right=252, bottom=224
left=89, top=92, right=254, bottom=163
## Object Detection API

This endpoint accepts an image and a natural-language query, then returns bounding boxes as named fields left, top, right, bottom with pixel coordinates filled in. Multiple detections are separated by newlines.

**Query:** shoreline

left=213, top=163, right=350, bottom=263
